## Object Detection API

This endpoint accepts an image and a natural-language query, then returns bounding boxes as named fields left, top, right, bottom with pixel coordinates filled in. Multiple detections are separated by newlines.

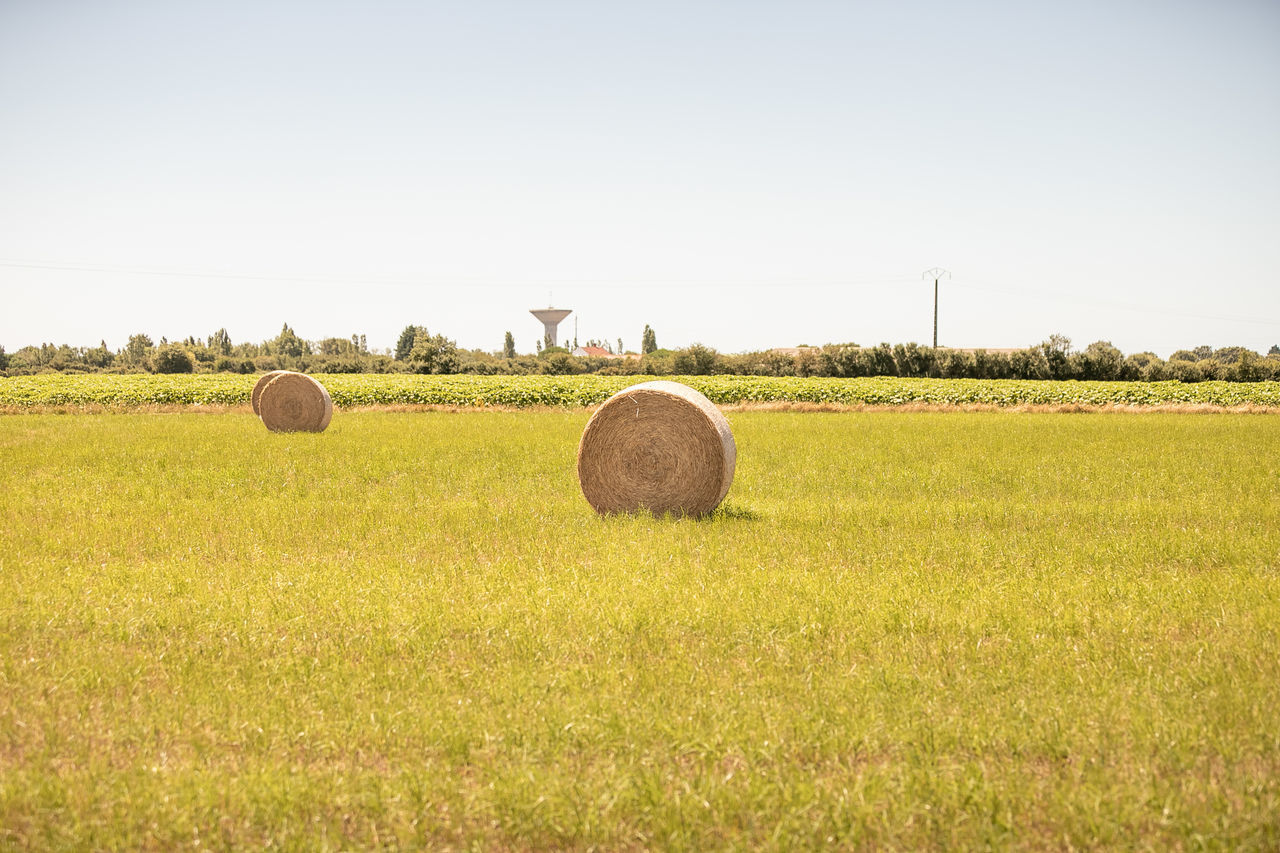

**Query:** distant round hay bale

left=251, top=370, right=291, bottom=415
left=258, top=372, right=333, bottom=433
left=577, top=380, right=735, bottom=517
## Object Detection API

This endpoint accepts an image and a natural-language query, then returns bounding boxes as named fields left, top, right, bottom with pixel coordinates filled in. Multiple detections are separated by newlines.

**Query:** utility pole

left=922, top=268, right=950, bottom=348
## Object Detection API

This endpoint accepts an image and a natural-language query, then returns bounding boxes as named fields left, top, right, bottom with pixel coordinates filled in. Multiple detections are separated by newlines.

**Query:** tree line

left=2, top=325, right=1278, bottom=382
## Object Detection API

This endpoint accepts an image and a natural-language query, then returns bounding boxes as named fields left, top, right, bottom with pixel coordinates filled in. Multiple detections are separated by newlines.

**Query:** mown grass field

left=1, top=409, right=1278, bottom=850
left=3, top=372, right=1280, bottom=410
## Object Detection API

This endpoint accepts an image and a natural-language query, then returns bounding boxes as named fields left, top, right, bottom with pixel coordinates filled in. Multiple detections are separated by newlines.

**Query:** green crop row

left=3, top=372, right=1279, bottom=409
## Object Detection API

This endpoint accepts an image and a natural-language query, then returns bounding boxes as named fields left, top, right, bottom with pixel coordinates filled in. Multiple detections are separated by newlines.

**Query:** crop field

left=4, top=372, right=1280, bottom=410
left=2, top=409, right=1279, bottom=849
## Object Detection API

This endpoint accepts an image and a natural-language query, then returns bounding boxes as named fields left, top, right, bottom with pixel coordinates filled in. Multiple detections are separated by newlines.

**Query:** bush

left=319, top=359, right=364, bottom=374
left=538, top=353, right=582, bottom=375
left=407, top=332, right=460, bottom=374
left=1168, top=360, right=1204, bottom=382
left=1075, top=341, right=1125, bottom=381
left=938, top=349, right=974, bottom=379
left=153, top=345, right=195, bottom=374
left=672, top=344, right=719, bottom=375
left=1008, top=348, right=1051, bottom=380
left=1126, top=352, right=1168, bottom=382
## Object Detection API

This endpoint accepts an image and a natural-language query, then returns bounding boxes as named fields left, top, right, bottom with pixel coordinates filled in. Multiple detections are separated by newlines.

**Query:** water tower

left=530, top=306, right=572, bottom=348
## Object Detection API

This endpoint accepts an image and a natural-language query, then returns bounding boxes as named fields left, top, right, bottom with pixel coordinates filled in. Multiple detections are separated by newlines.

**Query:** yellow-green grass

left=1, top=411, right=1277, bottom=850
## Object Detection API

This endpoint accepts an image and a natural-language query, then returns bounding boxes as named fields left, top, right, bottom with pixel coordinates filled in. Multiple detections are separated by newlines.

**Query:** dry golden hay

left=577, top=380, right=735, bottom=517
left=258, top=372, right=333, bottom=433
left=251, top=370, right=292, bottom=416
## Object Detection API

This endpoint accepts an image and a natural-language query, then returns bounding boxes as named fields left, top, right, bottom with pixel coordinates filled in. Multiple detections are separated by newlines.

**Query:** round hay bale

left=577, top=380, right=735, bottom=517
left=258, top=372, right=333, bottom=433
left=251, top=370, right=292, bottom=416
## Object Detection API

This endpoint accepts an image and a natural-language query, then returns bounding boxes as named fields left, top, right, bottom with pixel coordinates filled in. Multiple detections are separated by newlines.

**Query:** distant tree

left=0, top=344, right=7, bottom=370
left=1169, top=350, right=1198, bottom=363
left=123, top=333, right=154, bottom=367
left=538, top=351, right=581, bottom=375
left=672, top=344, right=718, bottom=375
left=503, top=331, right=516, bottom=359
left=1168, top=359, right=1204, bottom=382
left=395, top=325, right=425, bottom=361
left=153, top=344, right=195, bottom=373
left=1077, top=340, right=1125, bottom=381
left=407, top=330, right=459, bottom=374
left=617, top=338, right=624, bottom=355
left=84, top=340, right=114, bottom=368
left=1008, top=348, right=1050, bottom=380
left=1231, top=350, right=1264, bottom=382
left=1191, top=345, right=1213, bottom=360
left=936, top=348, right=972, bottom=379
left=641, top=325, right=657, bottom=354
left=972, top=349, right=1012, bottom=379
left=319, top=337, right=359, bottom=357
left=1037, top=334, right=1073, bottom=379
left=209, top=328, right=233, bottom=355
left=535, top=339, right=543, bottom=354
left=273, top=323, right=308, bottom=359
left=867, top=343, right=898, bottom=377
left=1125, top=351, right=1166, bottom=382
left=893, top=342, right=934, bottom=378
left=1210, top=346, right=1255, bottom=365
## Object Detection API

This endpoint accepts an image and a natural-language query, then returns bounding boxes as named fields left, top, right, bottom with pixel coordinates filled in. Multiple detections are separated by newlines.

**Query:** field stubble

left=0, top=410, right=1278, bottom=850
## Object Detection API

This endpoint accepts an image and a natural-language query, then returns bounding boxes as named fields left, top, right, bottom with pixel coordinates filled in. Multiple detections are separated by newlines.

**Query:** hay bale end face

left=251, top=370, right=291, bottom=416
left=577, top=380, right=735, bottom=517
left=258, top=372, right=333, bottom=433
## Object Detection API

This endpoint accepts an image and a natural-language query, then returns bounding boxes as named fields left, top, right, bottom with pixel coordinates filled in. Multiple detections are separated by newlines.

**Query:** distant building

left=572, top=346, right=622, bottom=359
left=530, top=307, right=572, bottom=348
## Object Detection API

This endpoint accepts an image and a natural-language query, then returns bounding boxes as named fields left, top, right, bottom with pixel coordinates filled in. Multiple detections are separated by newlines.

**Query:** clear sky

left=2, top=0, right=1278, bottom=357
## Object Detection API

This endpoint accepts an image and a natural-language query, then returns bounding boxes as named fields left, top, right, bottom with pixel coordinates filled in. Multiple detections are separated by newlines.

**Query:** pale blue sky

left=2, top=0, right=1278, bottom=357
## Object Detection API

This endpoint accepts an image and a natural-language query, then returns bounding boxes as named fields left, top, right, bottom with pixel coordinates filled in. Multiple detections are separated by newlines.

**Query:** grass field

left=2, top=410, right=1278, bottom=849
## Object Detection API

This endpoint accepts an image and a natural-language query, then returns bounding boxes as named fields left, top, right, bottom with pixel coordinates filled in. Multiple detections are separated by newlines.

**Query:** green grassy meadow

left=1, top=410, right=1278, bottom=850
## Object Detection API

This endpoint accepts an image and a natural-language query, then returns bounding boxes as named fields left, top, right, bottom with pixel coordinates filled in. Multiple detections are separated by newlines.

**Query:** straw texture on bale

left=577, top=380, right=735, bottom=517
left=258, top=372, right=333, bottom=433
left=251, top=370, right=292, bottom=416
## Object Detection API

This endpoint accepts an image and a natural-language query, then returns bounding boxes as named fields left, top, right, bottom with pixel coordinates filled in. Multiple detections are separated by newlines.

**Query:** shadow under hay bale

left=577, top=380, right=735, bottom=518
left=251, top=370, right=292, bottom=416
left=258, top=372, right=333, bottom=433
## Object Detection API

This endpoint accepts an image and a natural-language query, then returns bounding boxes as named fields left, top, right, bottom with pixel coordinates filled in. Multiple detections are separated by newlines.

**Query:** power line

left=3, top=257, right=1276, bottom=329
left=949, top=279, right=1280, bottom=328
left=0, top=259, right=919, bottom=288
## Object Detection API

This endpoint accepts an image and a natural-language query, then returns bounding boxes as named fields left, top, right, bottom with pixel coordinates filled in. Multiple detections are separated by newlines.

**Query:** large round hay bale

left=577, top=380, right=735, bottom=517
left=251, top=370, right=291, bottom=415
left=258, top=372, right=333, bottom=433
